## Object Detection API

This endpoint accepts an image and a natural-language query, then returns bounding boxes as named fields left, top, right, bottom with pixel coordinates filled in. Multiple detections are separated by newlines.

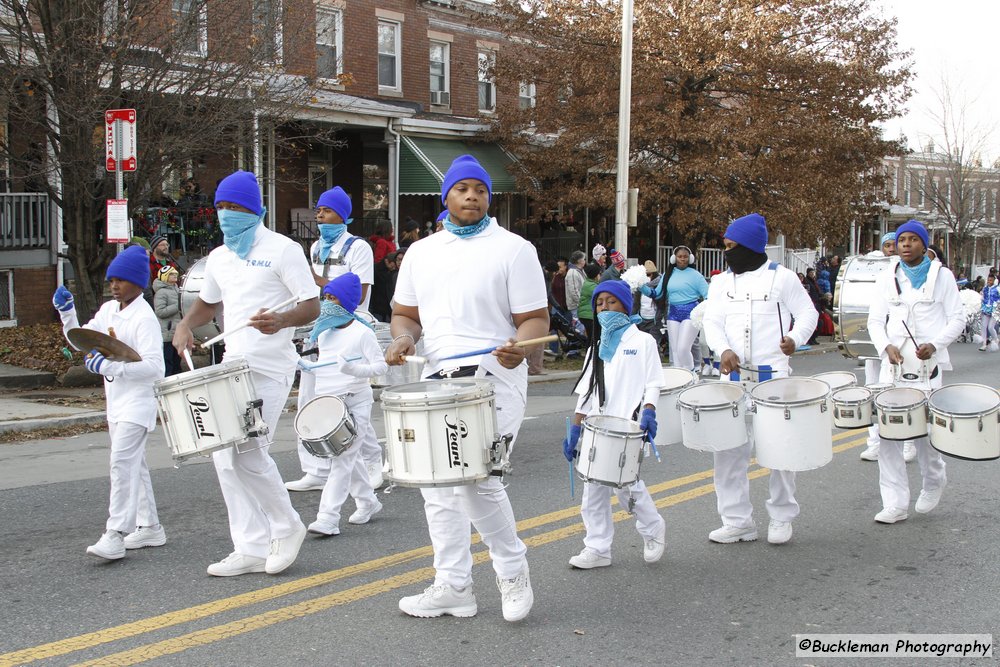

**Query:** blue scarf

left=443, top=213, right=491, bottom=238
left=900, top=255, right=932, bottom=290
left=218, top=208, right=265, bottom=260
left=309, top=301, right=373, bottom=343
left=318, top=222, right=354, bottom=262
left=596, top=311, right=641, bottom=362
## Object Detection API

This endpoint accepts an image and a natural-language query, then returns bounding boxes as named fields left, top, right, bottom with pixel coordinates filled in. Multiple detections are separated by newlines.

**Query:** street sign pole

left=114, top=119, right=124, bottom=253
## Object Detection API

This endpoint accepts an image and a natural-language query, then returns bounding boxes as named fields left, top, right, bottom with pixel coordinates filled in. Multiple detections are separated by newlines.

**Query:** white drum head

left=584, top=415, right=643, bottom=436
left=929, top=384, right=1000, bottom=416
left=296, top=395, right=347, bottom=438
left=381, top=379, right=492, bottom=404
left=832, top=386, right=872, bottom=404
left=678, top=382, right=745, bottom=409
left=660, top=367, right=697, bottom=393
left=812, top=371, right=857, bottom=391
left=875, top=387, right=926, bottom=410
left=750, top=377, right=829, bottom=404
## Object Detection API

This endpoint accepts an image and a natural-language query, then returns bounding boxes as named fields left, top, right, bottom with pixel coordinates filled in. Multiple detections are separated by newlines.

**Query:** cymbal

left=66, top=328, right=142, bottom=362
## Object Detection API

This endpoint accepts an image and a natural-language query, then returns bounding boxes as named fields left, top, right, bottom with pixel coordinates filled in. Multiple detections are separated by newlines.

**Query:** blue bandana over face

left=596, top=310, right=640, bottom=362
left=443, top=213, right=491, bottom=238
left=218, top=209, right=265, bottom=259
left=900, top=255, right=932, bottom=289
left=318, top=221, right=352, bottom=262
left=309, top=300, right=373, bottom=343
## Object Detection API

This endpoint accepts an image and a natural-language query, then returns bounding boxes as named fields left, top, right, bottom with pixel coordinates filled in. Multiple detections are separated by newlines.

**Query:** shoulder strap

left=767, top=262, right=778, bottom=271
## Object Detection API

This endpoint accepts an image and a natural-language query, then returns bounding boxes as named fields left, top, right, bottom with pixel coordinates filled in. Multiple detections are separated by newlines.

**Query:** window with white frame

left=172, top=0, right=207, bottom=56
left=918, top=171, right=925, bottom=206
left=429, top=41, right=450, bottom=106
left=903, top=172, right=911, bottom=206
left=478, top=50, right=495, bottom=112
left=378, top=20, right=401, bottom=91
left=316, top=6, right=343, bottom=79
left=518, top=82, right=536, bottom=110
left=253, top=0, right=282, bottom=63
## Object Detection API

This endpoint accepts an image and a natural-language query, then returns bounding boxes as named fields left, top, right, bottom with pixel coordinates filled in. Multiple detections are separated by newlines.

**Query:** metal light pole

left=613, top=0, right=634, bottom=256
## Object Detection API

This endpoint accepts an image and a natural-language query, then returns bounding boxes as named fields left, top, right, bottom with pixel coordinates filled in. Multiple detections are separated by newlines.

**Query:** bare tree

left=0, top=0, right=333, bottom=316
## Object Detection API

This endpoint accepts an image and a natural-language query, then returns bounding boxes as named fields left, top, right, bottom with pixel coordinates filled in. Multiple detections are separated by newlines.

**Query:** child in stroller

left=550, top=308, right=589, bottom=358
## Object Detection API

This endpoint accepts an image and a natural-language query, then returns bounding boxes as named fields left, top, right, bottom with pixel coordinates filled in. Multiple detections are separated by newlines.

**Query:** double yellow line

left=1, top=431, right=865, bottom=667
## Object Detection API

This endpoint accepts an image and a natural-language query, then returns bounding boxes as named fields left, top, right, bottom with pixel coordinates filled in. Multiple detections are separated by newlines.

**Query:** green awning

left=399, top=136, right=519, bottom=196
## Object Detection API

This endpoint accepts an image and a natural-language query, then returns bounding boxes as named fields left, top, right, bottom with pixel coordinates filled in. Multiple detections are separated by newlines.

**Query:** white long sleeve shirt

left=314, top=321, right=388, bottom=397
left=573, top=326, right=662, bottom=419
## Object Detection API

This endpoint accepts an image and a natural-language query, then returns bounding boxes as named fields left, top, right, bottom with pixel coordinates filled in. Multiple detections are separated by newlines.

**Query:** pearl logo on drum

left=443, top=414, right=469, bottom=469
left=185, top=395, right=216, bottom=439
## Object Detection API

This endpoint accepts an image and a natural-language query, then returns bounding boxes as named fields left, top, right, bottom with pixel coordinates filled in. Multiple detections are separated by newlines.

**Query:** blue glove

left=84, top=349, right=123, bottom=377
left=640, top=407, right=657, bottom=441
left=52, top=286, right=74, bottom=312
left=562, top=423, right=582, bottom=462
left=638, top=284, right=653, bottom=298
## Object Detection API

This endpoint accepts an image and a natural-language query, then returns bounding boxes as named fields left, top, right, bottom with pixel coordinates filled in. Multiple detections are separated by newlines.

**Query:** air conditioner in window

left=430, top=90, right=450, bottom=106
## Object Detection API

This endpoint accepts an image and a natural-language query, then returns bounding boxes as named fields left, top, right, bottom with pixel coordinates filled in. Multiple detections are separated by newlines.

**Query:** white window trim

left=173, top=0, right=208, bottom=57
left=315, top=5, right=343, bottom=81
left=519, top=81, right=536, bottom=109
left=478, top=50, right=496, bottom=113
left=254, top=0, right=283, bottom=65
left=378, top=19, right=403, bottom=94
left=429, top=40, right=450, bottom=107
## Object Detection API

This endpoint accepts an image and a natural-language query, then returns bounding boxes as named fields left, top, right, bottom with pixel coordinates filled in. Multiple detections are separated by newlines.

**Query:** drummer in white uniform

left=54, top=245, right=166, bottom=560
left=386, top=154, right=546, bottom=622
left=702, top=213, right=818, bottom=545
left=866, top=220, right=965, bottom=524
left=563, top=279, right=666, bottom=569
left=286, top=186, right=383, bottom=493
left=173, top=170, right=318, bottom=576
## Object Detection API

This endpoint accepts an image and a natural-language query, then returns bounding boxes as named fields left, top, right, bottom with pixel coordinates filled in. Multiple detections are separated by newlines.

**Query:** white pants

left=981, top=313, right=996, bottom=342
left=213, top=373, right=302, bottom=559
left=106, top=420, right=159, bottom=533
left=864, top=359, right=881, bottom=447
left=421, top=377, right=528, bottom=589
left=713, top=419, right=798, bottom=528
left=315, top=393, right=380, bottom=525
left=297, top=369, right=382, bottom=477
left=580, top=479, right=663, bottom=557
left=667, top=319, right=698, bottom=371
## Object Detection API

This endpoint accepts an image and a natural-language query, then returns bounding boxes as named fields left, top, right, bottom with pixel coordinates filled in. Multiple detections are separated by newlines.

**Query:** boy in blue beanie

left=298, top=272, right=388, bottom=536
left=386, top=154, right=545, bottom=622
left=53, top=245, right=167, bottom=559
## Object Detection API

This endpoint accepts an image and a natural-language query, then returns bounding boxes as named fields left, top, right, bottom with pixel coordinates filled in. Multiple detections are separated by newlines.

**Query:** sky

left=875, top=0, right=1000, bottom=161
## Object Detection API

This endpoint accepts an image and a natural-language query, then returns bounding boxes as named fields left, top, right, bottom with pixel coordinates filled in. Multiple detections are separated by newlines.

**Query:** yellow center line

left=2, top=431, right=866, bottom=667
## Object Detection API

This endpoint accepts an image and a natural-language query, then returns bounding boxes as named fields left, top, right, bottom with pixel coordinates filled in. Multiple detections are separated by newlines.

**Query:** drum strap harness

left=312, top=235, right=363, bottom=278
left=887, top=261, right=943, bottom=384
left=728, top=262, right=779, bottom=385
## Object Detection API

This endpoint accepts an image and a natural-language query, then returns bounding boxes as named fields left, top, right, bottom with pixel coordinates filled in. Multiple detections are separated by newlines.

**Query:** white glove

left=296, top=358, right=314, bottom=373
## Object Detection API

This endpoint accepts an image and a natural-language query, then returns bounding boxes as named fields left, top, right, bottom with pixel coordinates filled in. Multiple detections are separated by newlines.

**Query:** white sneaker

left=348, top=499, right=383, bottom=525
left=86, top=530, right=125, bottom=560
left=123, top=525, right=166, bottom=549
left=709, top=524, right=758, bottom=543
left=903, top=441, right=916, bottom=463
left=367, top=461, right=385, bottom=490
left=767, top=520, right=793, bottom=545
left=399, top=583, right=478, bottom=618
left=874, top=507, right=908, bottom=524
left=207, top=552, right=266, bottom=577
left=497, top=567, right=533, bottom=622
left=643, top=522, right=666, bottom=563
left=307, top=519, right=340, bottom=536
left=701, top=364, right=713, bottom=377
left=979, top=343, right=988, bottom=351
left=711, top=367, right=721, bottom=377
left=284, top=474, right=326, bottom=492
left=569, top=547, right=612, bottom=569
left=915, top=481, right=946, bottom=514
left=265, top=523, right=307, bottom=575
left=859, top=443, right=879, bottom=461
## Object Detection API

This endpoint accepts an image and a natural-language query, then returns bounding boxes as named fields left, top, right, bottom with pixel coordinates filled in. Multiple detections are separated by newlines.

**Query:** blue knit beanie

left=592, top=280, right=633, bottom=315
left=880, top=231, right=897, bottom=247
left=895, top=220, right=929, bottom=249
left=441, top=154, right=492, bottom=205
left=317, top=186, right=352, bottom=223
left=322, top=272, right=361, bottom=313
left=214, top=171, right=262, bottom=215
left=436, top=210, right=448, bottom=222
left=106, top=245, right=150, bottom=289
left=724, top=213, right=769, bottom=254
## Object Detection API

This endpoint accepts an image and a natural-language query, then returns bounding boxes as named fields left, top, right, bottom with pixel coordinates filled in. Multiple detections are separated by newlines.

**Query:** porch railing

left=0, top=193, right=50, bottom=249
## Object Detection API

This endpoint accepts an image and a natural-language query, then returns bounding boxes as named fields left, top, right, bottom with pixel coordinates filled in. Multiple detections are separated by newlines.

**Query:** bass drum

left=834, top=254, right=895, bottom=359
left=179, top=257, right=225, bottom=343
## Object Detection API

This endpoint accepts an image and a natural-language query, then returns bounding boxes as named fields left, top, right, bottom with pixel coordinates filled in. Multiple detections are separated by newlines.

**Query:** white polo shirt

left=309, top=233, right=374, bottom=311
left=200, top=225, right=317, bottom=381
left=393, top=221, right=548, bottom=377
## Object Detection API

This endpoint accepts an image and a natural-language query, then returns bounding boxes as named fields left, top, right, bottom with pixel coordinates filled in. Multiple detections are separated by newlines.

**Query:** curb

left=0, top=411, right=107, bottom=435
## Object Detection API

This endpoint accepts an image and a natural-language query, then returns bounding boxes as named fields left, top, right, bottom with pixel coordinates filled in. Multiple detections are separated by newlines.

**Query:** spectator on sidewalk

left=153, top=266, right=183, bottom=376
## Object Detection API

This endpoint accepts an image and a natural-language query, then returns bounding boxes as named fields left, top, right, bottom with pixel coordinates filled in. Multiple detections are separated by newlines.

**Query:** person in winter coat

left=369, top=220, right=397, bottom=265
left=153, top=266, right=183, bottom=376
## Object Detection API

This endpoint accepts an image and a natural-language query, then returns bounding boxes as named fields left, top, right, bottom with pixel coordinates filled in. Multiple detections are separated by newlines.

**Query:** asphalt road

left=1, top=346, right=998, bottom=666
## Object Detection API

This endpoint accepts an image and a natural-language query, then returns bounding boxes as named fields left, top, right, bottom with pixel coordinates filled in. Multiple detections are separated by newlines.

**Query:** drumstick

left=403, top=355, right=426, bottom=364
left=566, top=417, right=575, bottom=499
left=304, top=355, right=362, bottom=371
left=901, top=320, right=921, bottom=350
left=200, top=295, right=299, bottom=348
left=183, top=349, right=195, bottom=372
left=440, top=335, right=560, bottom=361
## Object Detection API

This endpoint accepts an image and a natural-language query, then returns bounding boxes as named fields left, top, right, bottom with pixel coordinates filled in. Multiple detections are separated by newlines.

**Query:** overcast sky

left=875, top=0, right=1000, bottom=160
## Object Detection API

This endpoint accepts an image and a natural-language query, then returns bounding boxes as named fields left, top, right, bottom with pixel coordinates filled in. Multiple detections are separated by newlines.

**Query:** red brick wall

left=13, top=266, right=57, bottom=325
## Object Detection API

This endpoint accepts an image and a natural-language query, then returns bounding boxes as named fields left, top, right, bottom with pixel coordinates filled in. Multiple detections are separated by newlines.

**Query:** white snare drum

left=654, top=367, right=698, bottom=447
left=831, top=386, right=874, bottom=429
left=576, top=416, right=645, bottom=488
left=751, top=378, right=833, bottom=471
left=294, top=395, right=357, bottom=458
left=928, top=384, right=1000, bottom=460
left=154, top=360, right=268, bottom=462
left=874, top=387, right=927, bottom=440
left=380, top=379, right=510, bottom=487
left=811, top=371, right=857, bottom=392
left=867, top=382, right=893, bottom=396
left=677, top=383, right=748, bottom=452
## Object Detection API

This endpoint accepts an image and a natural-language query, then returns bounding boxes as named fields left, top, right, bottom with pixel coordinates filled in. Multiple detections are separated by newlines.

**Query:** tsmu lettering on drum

left=443, top=414, right=469, bottom=469
left=186, top=395, right=216, bottom=439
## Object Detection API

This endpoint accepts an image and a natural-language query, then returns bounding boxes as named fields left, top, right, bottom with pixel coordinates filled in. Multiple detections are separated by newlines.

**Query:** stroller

left=550, top=309, right=589, bottom=358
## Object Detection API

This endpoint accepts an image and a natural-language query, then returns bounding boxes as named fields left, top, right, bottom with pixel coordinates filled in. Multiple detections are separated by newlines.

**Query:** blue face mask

left=900, top=255, right=932, bottom=289
left=443, top=213, right=491, bottom=238
left=318, top=222, right=352, bottom=262
left=218, top=208, right=265, bottom=259
left=310, top=301, right=354, bottom=342
left=596, top=310, right=640, bottom=362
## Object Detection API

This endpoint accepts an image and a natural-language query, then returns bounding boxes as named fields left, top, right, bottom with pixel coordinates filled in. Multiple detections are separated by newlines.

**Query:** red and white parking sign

left=105, top=108, right=137, bottom=172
